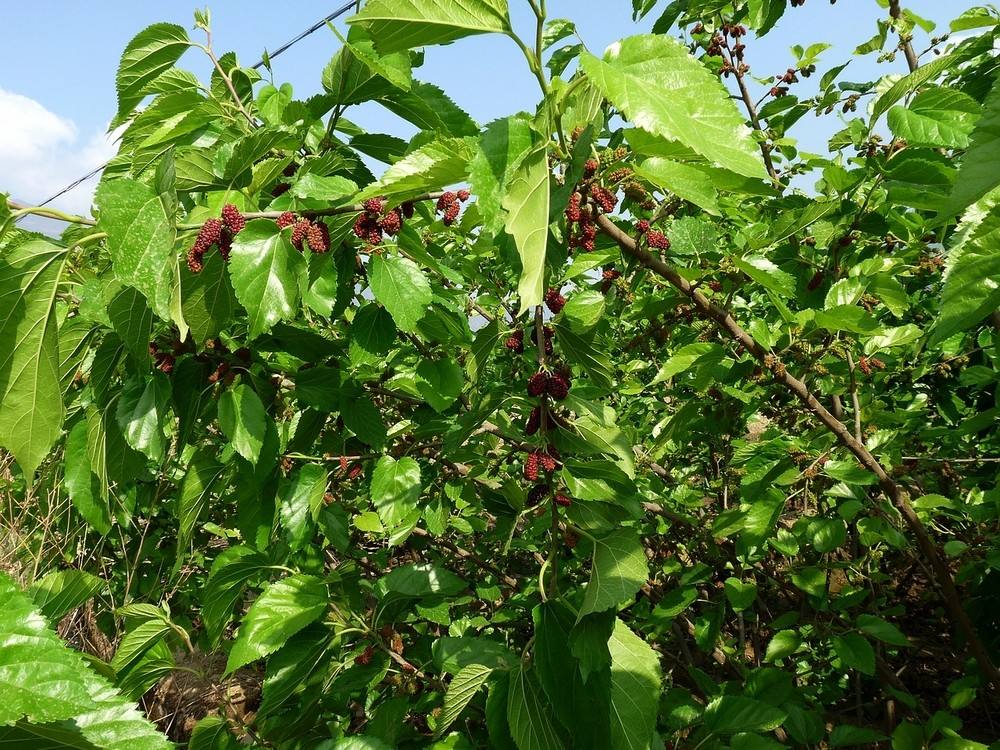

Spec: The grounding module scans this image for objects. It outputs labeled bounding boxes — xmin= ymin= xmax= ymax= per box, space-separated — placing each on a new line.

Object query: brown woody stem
xmin=594 ymin=210 xmax=1000 ymax=687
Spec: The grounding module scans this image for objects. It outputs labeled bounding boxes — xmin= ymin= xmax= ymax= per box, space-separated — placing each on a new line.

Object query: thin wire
xmin=28 ymin=0 xmax=359 ymax=211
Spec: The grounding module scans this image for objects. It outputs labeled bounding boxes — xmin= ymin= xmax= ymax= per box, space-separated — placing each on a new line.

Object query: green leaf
xmin=379 ymin=81 xmax=480 ymax=137
xmin=368 ymin=254 xmax=432 ymax=333
xmin=581 ymin=35 xmax=766 ymax=179
xmin=348 ymin=0 xmax=511 ymax=53
xmin=436 ymin=663 xmax=493 ymax=737
xmin=352 ymin=303 xmax=397 ymax=355
xmin=202 ymin=546 xmax=268 ymax=646
xmin=703 ymin=696 xmax=788 ymax=735
xmin=830 ymin=724 xmax=888 ymax=748
xmin=469 ymin=115 xmax=535 ymax=234
xmin=790 ymin=566 xmax=827 ymax=597
xmin=358 ymin=137 xmax=474 ymax=203
xmin=107 ymin=286 xmax=154 ymax=364
xmin=218 ymin=383 xmax=268 ymax=465
xmin=95 ymin=178 xmax=177 ymax=320
xmin=635 ymin=158 xmax=721 ymax=215
xmin=177 ymin=449 xmax=224 ymax=552
xmin=279 ymin=464 xmax=327 ymax=551
xmin=323 ymin=28 xmax=412 ymax=105
xmin=934 ymin=205 xmax=1000 ymax=343
xmin=228 ymin=218 xmax=305 ymax=338
xmin=113 ymin=23 xmax=191 ymax=126
xmin=765 ymin=630 xmax=801 ymax=662
xmin=64 ymin=417 xmax=111 ymax=534
xmin=887 ymin=87 xmax=981 ymax=149
xmin=609 ymin=618 xmax=662 ymax=750
xmin=376 ymin=562 xmax=467 ymax=598
xmin=416 ymin=358 xmax=464 ymax=412
xmin=502 ymin=145 xmax=550 ymax=315
xmin=734 ymin=256 xmax=796 ymax=298
xmin=181 ymin=250 xmax=237 ymax=345
xmin=116 ymin=373 xmax=171 ymax=461
xmin=189 ymin=715 xmax=240 ymax=750
xmin=0 ymin=573 xmax=172 ymax=749
xmin=111 ymin=618 xmax=172 ymax=672
xmin=579 ymin=528 xmax=648 ymax=618
xmin=832 ymin=633 xmax=876 ymax=675
xmin=371 ymin=456 xmax=422 ymax=529
xmin=507 ymin=665 xmax=567 ymax=750
xmin=560 ymin=290 xmax=606 ymax=333
xmin=723 ymin=578 xmax=758 ymax=611
xmin=225 ymin=573 xmax=328 ymax=675
xmin=0 ymin=240 xmax=68 ymax=477
xmin=27 ymin=569 xmax=104 ymax=622
xmin=542 ymin=18 xmax=576 ymax=49
xmin=857 ymin=615 xmax=909 ymax=647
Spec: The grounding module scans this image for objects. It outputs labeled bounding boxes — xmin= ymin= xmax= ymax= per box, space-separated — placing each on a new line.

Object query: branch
xmin=594 ymin=210 xmax=1000 ymax=687
xmin=720 ymin=36 xmax=781 ymax=185
xmin=889 ymin=0 xmax=920 ymax=73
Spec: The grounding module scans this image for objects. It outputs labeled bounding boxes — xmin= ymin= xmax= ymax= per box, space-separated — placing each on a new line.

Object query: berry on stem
xmin=545 ymin=287 xmax=566 ymax=314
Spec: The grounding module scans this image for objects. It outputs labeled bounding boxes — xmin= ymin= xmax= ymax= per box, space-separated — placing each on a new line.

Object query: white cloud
xmin=0 ymin=88 xmax=118 ymax=217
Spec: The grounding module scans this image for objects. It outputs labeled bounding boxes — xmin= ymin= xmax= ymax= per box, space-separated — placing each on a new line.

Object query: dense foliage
xmin=3 ymin=0 xmax=1000 ymax=747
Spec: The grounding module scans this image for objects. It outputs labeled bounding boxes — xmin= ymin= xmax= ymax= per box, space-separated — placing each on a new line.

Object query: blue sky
xmin=0 ymin=0 xmax=974 ymax=217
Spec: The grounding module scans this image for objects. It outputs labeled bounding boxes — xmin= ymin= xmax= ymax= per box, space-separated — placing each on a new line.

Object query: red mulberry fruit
xmin=186 ymin=246 xmax=205 ymax=274
xmin=363 ymin=197 xmax=386 ymax=214
xmin=584 ymin=158 xmax=599 ymax=178
xmin=291 ymin=219 xmax=311 ymax=251
xmin=443 ymin=201 xmax=460 ymax=226
xmin=505 ymin=329 xmax=525 ymax=354
xmin=591 ymin=186 xmax=617 ymax=213
xmin=457 ymin=189 xmax=471 ymax=202
xmin=221 ymin=204 xmax=246 ymax=234
xmin=306 ymin=221 xmax=330 ymax=253
xmin=565 ymin=193 xmax=582 ymax=223
xmin=524 ymin=452 xmax=540 ymax=482
xmin=636 ymin=220 xmax=649 ymax=234
xmin=544 ymin=288 xmax=566 ymax=314
xmin=539 ymin=452 xmax=558 ymax=473
xmin=527 ymin=372 xmax=549 ymax=397
xmin=380 ymin=208 xmax=402 ymax=236
xmin=436 ymin=192 xmax=457 ymax=211
xmin=277 ymin=211 xmax=296 ymax=229
xmin=401 ymin=201 xmax=415 ymax=219
xmin=546 ymin=373 xmax=570 ymax=400
xmin=525 ymin=406 xmax=541 ymax=436
xmin=196 ymin=218 xmax=223 ymax=250
xmin=647 ymin=231 xmax=671 ymax=250
xmin=554 ymin=493 xmax=572 ymax=507
xmin=527 ymin=483 xmax=550 ymax=505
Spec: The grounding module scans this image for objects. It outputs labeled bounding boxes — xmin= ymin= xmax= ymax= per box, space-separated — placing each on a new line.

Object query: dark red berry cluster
xmin=525 ymin=405 xmax=541 ymax=435
xmin=544 ymin=287 xmax=566 ymax=314
xmin=523 ymin=446 xmax=561 ymax=481
xmin=858 ymin=356 xmax=885 ymax=376
xmin=566 ymin=193 xmax=597 ymax=252
xmin=353 ymin=196 xmax=404 ymax=247
xmin=554 ymin=493 xmax=572 ymax=508
xmin=290 ymin=217 xmax=330 ymax=253
xmin=526 ymin=370 xmax=570 ymax=401
xmin=647 ymin=230 xmax=671 ymax=250
xmin=148 ymin=342 xmax=175 ymax=373
xmin=590 ymin=185 xmax=618 ymax=214
xmin=600 ymin=268 xmax=621 ymax=293
xmin=436 ymin=189 xmax=470 ymax=226
xmin=505 ymin=328 xmax=525 ymax=353
xmin=583 ymin=158 xmax=599 ymax=178
xmin=187 ymin=204 xmax=246 ymax=273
